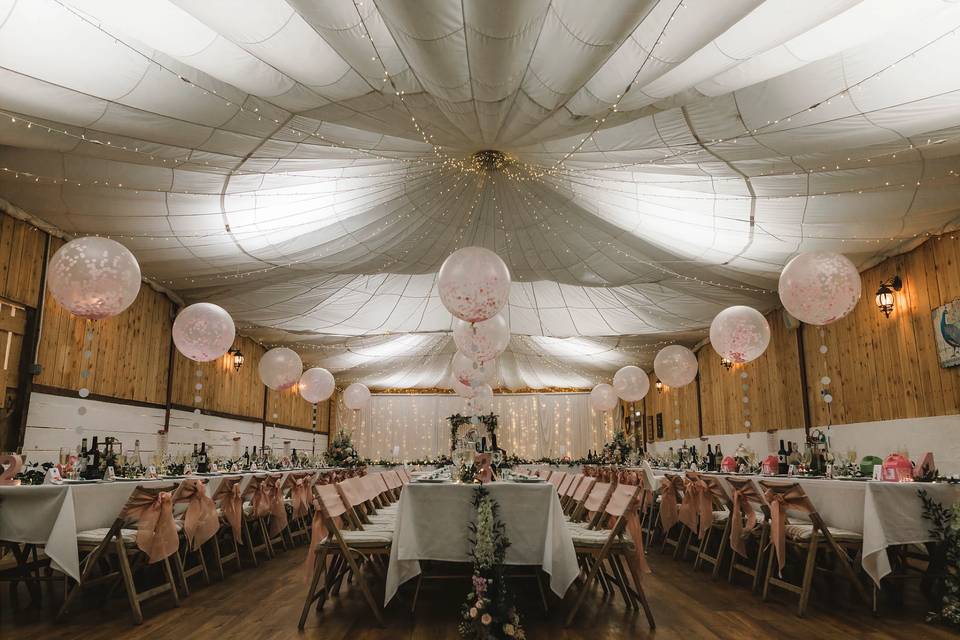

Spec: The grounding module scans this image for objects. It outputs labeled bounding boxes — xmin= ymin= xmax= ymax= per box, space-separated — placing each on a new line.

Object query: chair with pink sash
xmin=564 ymin=482 xmax=655 ymax=629
xmin=724 ymin=476 xmax=770 ymax=593
xmin=170 ymin=478 xmax=217 ymax=595
xmin=58 ymin=484 xmax=182 ymax=625
xmin=568 ymin=480 xmax=613 ymax=526
xmin=564 ymin=475 xmax=596 ymax=517
xmin=287 ymin=471 xmax=316 ymax=546
xmin=299 ymin=483 xmax=392 ymax=629
xmin=674 ymin=471 xmax=715 ymax=561
xmin=241 ymin=475 xmax=274 ymax=565
xmin=656 ymin=473 xmax=684 ymax=555
xmin=210 ymin=475 xmax=244 ymax=577
xmin=758 ymin=481 xmax=868 ymax=617
xmin=690 ymin=474 xmax=732 ymax=577
xmin=262 ymin=472 xmax=291 ymax=555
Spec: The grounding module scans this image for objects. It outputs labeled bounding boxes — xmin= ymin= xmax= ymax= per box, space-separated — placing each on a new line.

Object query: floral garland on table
xmin=327 ymin=431 xmax=362 ymax=468
xmin=460 ymin=486 xmax=525 ymax=640
xmin=919 ymin=490 xmax=960 ymax=627
xmin=601 ymin=429 xmax=634 ymax=465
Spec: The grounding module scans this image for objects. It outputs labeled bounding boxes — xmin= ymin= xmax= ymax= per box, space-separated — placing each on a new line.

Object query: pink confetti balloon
xmin=612 ymin=366 xmax=650 ymax=402
xmin=299 ymin=367 xmax=336 ymax=403
xmin=452 ymin=313 xmax=510 ymax=363
xmin=343 ymin=383 xmax=371 ymax=410
xmin=590 ymin=383 xmax=619 ymax=412
xmin=451 ymin=351 xmax=496 ymax=387
xmin=653 ymin=345 xmax=698 ymax=388
xmin=451 ymin=376 xmax=477 ymax=399
xmin=258 ymin=347 xmax=303 ymax=390
xmin=473 ymin=383 xmax=494 ymax=412
xmin=778 ymin=251 xmax=862 ymax=325
xmin=47 ymin=237 xmax=141 ymax=320
xmin=172 ymin=303 xmax=235 ymax=362
xmin=709 ymin=306 xmax=770 ymax=364
xmin=438 ymin=247 xmax=511 ymax=323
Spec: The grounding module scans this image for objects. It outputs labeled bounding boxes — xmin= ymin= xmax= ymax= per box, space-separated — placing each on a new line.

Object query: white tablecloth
xmin=384 ymin=482 xmax=578 ymax=606
xmin=0 ymin=469 xmax=333 ymax=581
xmin=652 ymin=470 xmax=960 ymax=585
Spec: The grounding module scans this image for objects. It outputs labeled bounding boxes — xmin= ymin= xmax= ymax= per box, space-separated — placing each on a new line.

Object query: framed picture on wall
xmin=933 ymin=299 xmax=960 ymax=368
xmin=656 ymin=412 xmax=663 ymax=439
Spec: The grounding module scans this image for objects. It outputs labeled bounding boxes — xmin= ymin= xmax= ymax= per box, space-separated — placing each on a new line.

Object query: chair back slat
xmin=583 ymin=481 xmax=612 ymax=514
xmin=313 ymin=483 xmax=347 ymax=519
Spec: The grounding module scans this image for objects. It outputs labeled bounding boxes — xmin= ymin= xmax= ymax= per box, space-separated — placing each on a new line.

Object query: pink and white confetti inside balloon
xmin=451 ymin=376 xmax=477 ymax=399
xmin=451 ymin=351 xmax=496 ymax=388
xmin=47 ymin=236 xmax=141 ymax=320
xmin=258 ymin=347 xmax=303 ymax=390
xmin=343 ymin=383 xmax=371 ymax=410
xmin=778 ymin=251 xmax=862 ymax=326
xmin=473 ymin=383 xmax=494 ymax=412
xmin=590 ymin=383 xmax=619 ymax=412
xmin=299 ymin=367 xmax=336 ymax=403
xmin=172 ymin=303 xmax=235 ymax=362
xmin=612 ymin=366 xmax=650 ymax=401
xmin=709 ymin=306 xmax=771 ymax=364
xmin=452 ymin=313 xmax=510 ymax=363
xmin=653 ymin=345 xmax=699 ymax=388
xmin=438 ymin=246 xmax=511 ymax=323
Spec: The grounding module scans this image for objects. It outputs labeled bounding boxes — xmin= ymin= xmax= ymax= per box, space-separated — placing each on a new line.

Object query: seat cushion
xmin=712 ymin=510 xmax=729 ymax=524
xmin=570 ymin=527 xmax=634 ymax=548
xmin=76 ymin=527 xmax=137 ymax=544
xmin=784 ymin=523 xmax=862 ymax=542
xmin=367 ymin=515 xmax=396 ymax=524
xmin=336 ymin=529 xmax=393 ymax=546
xmin=361 ymin=523 xmax=395 ymax=532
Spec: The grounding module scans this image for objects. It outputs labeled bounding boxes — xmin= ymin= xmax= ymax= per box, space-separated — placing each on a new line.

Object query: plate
xmin=64 ymin=479 xmax=99 ymax=484
xmin=416 ymin=478 xmax=447 ymax=483
xmin=512 ymin=478 xmax=543 ymax=483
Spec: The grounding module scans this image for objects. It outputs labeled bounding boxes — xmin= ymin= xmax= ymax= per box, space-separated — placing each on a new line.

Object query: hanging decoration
xmin=343 ymin=382 xmax=371 ymax=410
xmin=653 ymin=345 xmax=699 ymax=388
xmin=589 ymin=383 xmax=618 ymax=412
xmin=709 ymin=306 xmax=771 ymax=364
xmin=452 ymin=376 xmax=479 ymax=399
xmin=452 ymin=351 xmax=496 ymax=388
xmin=778 ymin=251 xmax=862 ymax=326
xmin=258 ymin=347 xmax=303 ymax=391
xmin=47 ymin=236 xmax=141 ymax=320
xmin=172 ymin=303 xmax=236 ymax=362
xmin=452 ymin=314 xmax=510 ymax=363
xmin=299 ymin=367 xmax=336 ymax=403
xmin=438 ymin=247 xmax=511 ymax=323
xmin=612 ymin=366 xmax=650 ymax=402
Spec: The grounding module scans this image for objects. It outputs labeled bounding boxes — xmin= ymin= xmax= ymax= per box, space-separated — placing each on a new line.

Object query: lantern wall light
xmin=228 ymin=347 xmax=244 ymax=371
xmin=720 ymin=357 xmax=734 ymax=370
xmin=875 ymin=275 xmax=902 ymax=318
xmin=655 ymin=380 xmax=663 ymax=393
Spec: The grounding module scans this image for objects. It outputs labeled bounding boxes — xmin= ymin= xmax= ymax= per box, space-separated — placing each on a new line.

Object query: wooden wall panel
xmin=643 ymin=370 xmax=699 ymax=441
xmin=265 ymin=384 xmax=314 ymax=431
xmin=802 ymin=236 xmax=960 ymax=427
xmin=0 ymin=213 xmax=45 ymax=306
xmin=698 ymin=308 xmax=805 ymax=436
xmin=171 ymin=334 xmax=265 ymax=420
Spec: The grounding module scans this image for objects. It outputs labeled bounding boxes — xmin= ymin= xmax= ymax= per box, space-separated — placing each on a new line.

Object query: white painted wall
xmin=646 ymin=414 xmax=960 ymax=474
xmin=22 ymin=392 xmax=328 ymax=463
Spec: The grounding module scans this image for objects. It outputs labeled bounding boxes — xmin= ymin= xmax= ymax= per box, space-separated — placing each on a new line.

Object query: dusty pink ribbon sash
xmin=729 ymin=489 xmax=757 ymax=558
xmin=218 ymin=482 xmax=243 ymax=543
xmin=291 ymin=476 xmax=313 ymax=520
xmin=679 ymin=477 xmax=712 ymax=535
xmin=122 ymin=490 xmax=179 ymax=564
xmin=624 ymin=508 xmax=651 ymax=576
xmin=658 ymin=478 xmax=679 ymax=531
xmin=763 ymin=485 xmax=815 ymax=573
xmin=178 ymin=479 xmax=219 ymax=550
xmin=303 ymin=510 xmax=341 ymax=583
xmin=267 ymin=476 xmax=289 ymax=537
xmin=250 ymin=479 xmax=273 ymax=519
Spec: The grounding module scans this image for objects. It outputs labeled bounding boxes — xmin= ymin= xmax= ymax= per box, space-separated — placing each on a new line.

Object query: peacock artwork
xmin=932 ymin=299 xmax=960 ymax=368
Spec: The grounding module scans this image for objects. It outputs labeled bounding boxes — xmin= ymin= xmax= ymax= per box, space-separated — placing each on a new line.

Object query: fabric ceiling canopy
xmin=2 ymin=0 xmax=960 ymax=388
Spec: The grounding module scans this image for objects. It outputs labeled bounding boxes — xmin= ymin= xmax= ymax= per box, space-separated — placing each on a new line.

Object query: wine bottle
xmin=132 ymin=439 xmax=142 ymax=470
xmin=88 ymin=436 xmax=101 ymax=479
xmin=777 ymin=439 xmax=788 ymax=475
xmin=243 ymin=446 xmax=250 ymax=468
xmin=715 ymin=444 xmax=723 ymax=469
xmin=706 ymin=444 xmax=715 ymax=471
xmin=291 ymin=448 xmax=298 ymax=467
xmin=197 ymin=442 xmax=208 ymax=473
xmin=78 ymin=437 xmax=88 ymax=475
xmin=481 ymin=436 xmax=487 ymax=452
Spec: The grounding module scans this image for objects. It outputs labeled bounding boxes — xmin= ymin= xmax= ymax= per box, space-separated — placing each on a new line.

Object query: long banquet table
xmin=0 ymin=469 xmax=335 ymax=582
xmin=648 ymin=469 xmax=960 ymax=586
xmin=384 ymin=481 xmax=578 ymax=606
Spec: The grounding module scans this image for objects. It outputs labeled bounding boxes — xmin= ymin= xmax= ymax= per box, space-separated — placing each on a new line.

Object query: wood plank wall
xmin=171 ymin=334 xmax=265 ymax=419
xmin=642 ymin=370 xmax=700 ymax=442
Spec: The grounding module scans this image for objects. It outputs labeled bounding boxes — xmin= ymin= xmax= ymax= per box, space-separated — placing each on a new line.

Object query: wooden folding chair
xmin=548 ymin=470 xmax=567 ymax=492
xmin=657 ymin=474 xmax=684 ymax=554
xmin=170 ymin=478 xmax=216 ymax=596
xmin=210 ymin=476 xmax=244 ymax=578
xmin=564 ymin=475 xmax=596 ymax=517
xmin=724 ymin=477 xmax=770 ymax=592
xmin=759 ymin=481 xmax=869 ymax=617
xmin=241 ymin=475 xmax=274 ymax=565
xmin=299 ymin=484 xmax=392 ymax=629
xmin=58 ymin=484 xmax=181 ymax=625
xmin=565 ymin=483 xmax=655 ymax=629
xmin=692 ymin=474 xmax=732 ymax=577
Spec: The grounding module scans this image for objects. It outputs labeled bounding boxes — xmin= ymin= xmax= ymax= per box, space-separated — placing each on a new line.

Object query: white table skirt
xmin=384 ymin=482 xmax=578 ymax=606
xmin=652 ymin=470 xmax=960 ymax=585
xmin=0 ymin=469 xmax=333 ymax=581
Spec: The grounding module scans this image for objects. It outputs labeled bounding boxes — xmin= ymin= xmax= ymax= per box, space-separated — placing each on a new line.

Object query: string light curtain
xmin=336 ymin=393 xmax=619 ymax=461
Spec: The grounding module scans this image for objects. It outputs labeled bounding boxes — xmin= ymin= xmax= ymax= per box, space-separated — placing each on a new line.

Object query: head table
xmin=647 ymin=469 xmax=960 ymax=586
xmin=0 ymin=469 xmax=336 ymax=582
xmin=384 ymin=480 xmax=578 ymax=606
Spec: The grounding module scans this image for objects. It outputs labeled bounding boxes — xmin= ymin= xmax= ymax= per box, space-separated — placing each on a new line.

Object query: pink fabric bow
xmin=679 ymin=476 xmax=712 ymax=536
xmin=729 ymin=488 xmax=758 ymax=558
xmin=763 ymin=485 xmax=815 ymax=573
xmin=658 ymin=477 xmax=679 ymax=532
xmin=291 ymin=476 xmax=313 ymax=520
xmin=177 ymin=479 xmax=219 ymax=550
xmin=219 ymin=482 xmax=243 ymax=543
xmin=122 ymin=489 xmax=179 ymax=564
xmin=267 ymin=476 xmax=289 ymax=537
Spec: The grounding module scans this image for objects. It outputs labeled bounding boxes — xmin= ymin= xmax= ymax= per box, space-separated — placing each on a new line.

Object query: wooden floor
xmin=1 ymin=546 xmax=955 ymax=640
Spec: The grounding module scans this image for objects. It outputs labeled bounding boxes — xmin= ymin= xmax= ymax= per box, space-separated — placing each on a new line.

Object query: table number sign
xmin=0 ymin=453 xmax=23 ymax=485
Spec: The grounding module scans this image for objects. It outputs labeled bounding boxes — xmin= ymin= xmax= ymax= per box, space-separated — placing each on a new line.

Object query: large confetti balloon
xmin=612 ymin=365 xmax=650 ymax=401
xmin=299 ymin=368 xmax=336 ymax=403
xmin=778 ymin=251 xmax=862 ymax=325
xmin=438 ymin=246 xmax=511 ymax=323
xmin=653 ymin=345 xmax=699 ymax=388
xmin=452 ymin=314 xmax=510 ymax=363
xmin=472 ymin=383 xmax=494 ymax=412
xmin=709 ymin=306 xmax=770 ymax=364
xmin=258 ymin=347 xmax=303 ymax=390
xmin=451 ymin=376 xmax=477 ymax=399
xmin=590 ymin=383 xmax=619 ymax=412
xmin=452 ymin=351 xmax=496 ymax=387
xmin=47 ymin=237 xmax=141 ymax=319
xmin=172 ymin=303 xmax=235 ymax=362
xmin=343 ymin=383 xmax=371 ymax=410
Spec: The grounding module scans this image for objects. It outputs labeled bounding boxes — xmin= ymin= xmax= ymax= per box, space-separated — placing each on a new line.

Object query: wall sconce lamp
xmin=875 ymin=276 xmax=902 ymax=318
xmin=655 ymin=380 xmax=663 ymax=393
xmin=720 ymin=357 xmax=733 ymax=370
xmin=228 ymin=348 xmax=244 ymax=371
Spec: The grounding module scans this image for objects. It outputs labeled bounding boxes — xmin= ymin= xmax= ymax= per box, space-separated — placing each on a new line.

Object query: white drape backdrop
xmin=336 ymin=393 xmax=619 ymax=461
